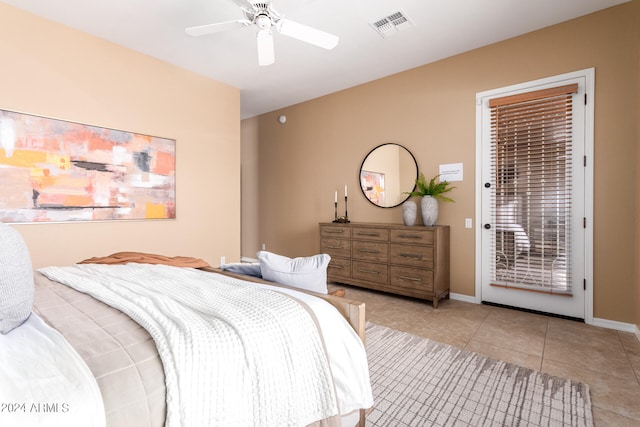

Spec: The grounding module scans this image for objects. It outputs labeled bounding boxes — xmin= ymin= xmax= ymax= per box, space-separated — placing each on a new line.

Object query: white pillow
xmin=257 ymin=251 xmax=330 ymax=294
xmin=0 ymin=223 xmax=34 ymax=334
xmin=221 ymin=262 xmax=263 ymax=278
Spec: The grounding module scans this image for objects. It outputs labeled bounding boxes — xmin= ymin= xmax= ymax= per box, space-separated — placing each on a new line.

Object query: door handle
xmin=484 ymin=223 xmax=491 ymax=229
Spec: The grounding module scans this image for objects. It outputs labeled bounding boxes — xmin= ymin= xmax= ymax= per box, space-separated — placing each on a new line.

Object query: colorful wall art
xmin=0 ymin=109 xmax=176 ymax=223
xmin=360 ymin=170 xmax=385 ymax=206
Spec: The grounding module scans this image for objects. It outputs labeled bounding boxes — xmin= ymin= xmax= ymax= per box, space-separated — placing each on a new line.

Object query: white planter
xmin=421 ymin=196 xmax=438 ymax=226
xmin=402 ymin=200 xmax=417 ymax=226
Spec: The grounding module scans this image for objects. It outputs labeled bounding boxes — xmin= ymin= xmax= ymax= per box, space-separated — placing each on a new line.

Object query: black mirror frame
xmin=359 ymin=143 xmax=418 ymax=208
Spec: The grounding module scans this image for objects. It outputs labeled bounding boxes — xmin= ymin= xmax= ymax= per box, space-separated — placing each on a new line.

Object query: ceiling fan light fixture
xmin=255 ymin=13 xmax=272 ymax=30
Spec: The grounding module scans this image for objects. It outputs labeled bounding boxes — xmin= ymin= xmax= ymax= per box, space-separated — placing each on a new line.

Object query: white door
xmin=476 ymin=70 xmax=593 ymax=320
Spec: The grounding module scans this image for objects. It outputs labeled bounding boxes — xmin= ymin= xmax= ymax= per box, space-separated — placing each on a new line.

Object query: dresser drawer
xmin=390 ymin=228 xmax=434 ymax=245
xmin=320 ymin=225 xmax=351 ymax=239
xmin=321 ymin=238 xmax=351 ymax=259
xmin=352 ymin=227 xmax=389 ymax=242
xmin=327 ymin=257 xmax=351 ymax=280
xmin=390 ymin=244 xmax=433 ymax=268
xmin=352 ymin=240 xmax=388 ymax=262
xmin=390 ymin=266 xmax=433 ymax=292
xmin=353 ymin=261 xmax=388 ymax=284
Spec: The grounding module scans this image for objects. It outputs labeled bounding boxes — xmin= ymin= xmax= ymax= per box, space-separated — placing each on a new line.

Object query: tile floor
xmin=328 ymin=284 xmax=640 ymax=426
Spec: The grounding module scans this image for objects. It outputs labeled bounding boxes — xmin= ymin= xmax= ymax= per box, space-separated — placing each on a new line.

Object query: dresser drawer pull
xmin=356 ymin=232 xmax=381 ymax=237
xmin=325 ymin=243 xmax=344 ymax=249
xmin=399 ymin=253 xmax=423 ymax=259
xmin=328 ymin=264 xmax=344 ymax=270
xmin=359 ymin=269 xmax=381 ymax=275
xmin=397 ymin=234 xmax=422 ymax=239
xmin=397 ymin=275 xmax=423 ymax=282
xmin=325 ymin=229 xmax=345 ymax=234
xmin=359 ymin=249 xmax=380 ymax=254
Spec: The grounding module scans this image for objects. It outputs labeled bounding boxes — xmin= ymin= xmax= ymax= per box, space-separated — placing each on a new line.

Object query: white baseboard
xmin=449 ymin=293 xmax=476 ymax=304
xmin=448 ymin=294 xmax=638 ymax=337
xmin=591 ymin=317 xmax=638 ymax=333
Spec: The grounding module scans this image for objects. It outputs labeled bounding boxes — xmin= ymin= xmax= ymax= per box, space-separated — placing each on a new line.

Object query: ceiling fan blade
xmin=256 ymin=29 xmax=275 ymax=66
xmin=277 ymin=18 xmax=339 ymax=50
xmin=185 ymin=19 xmax=251 ymax=37
xmin=230 ymin=0 xmax=256 ymax=13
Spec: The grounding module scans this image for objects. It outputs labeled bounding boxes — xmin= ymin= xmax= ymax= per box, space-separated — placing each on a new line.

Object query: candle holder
xmin=333 ymin=201 xmax=338 ymax=222
xmin=333 ymin=196 xmax=350 ymax=223
xmin=344 ymin=195 xmax=350 ymax=222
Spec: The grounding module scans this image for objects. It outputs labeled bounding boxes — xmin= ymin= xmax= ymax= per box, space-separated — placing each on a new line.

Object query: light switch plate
xmin=465 ymin=218 xmax=473 ymax=228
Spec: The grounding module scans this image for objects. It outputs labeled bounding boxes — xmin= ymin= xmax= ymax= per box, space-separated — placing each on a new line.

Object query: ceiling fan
xmin=185 ymin=0 xmax=339 ymax=66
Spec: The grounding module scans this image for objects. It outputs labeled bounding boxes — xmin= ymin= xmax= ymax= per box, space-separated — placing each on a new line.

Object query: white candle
xmin=344 ymin=185 xmax=348 ymax=198
xmin=334 ymin=191 xmax=337 ymax=203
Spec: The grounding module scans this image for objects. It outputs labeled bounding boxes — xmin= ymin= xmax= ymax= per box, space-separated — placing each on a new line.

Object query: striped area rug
xmin=365 ymin=323 xmax=593 ymax=427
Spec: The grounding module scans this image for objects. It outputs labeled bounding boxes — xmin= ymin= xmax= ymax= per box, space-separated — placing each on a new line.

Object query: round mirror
xmin=359 ymin=143 xmax=418 ymax=208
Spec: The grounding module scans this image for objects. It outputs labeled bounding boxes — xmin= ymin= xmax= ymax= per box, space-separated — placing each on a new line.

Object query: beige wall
xmin=245 ymin=1 xmax=640 ymax=324
xmin=0 ymin=4 xmax=241 ymax=268
xmin=241 ymin=117 xmax=260 ymax=258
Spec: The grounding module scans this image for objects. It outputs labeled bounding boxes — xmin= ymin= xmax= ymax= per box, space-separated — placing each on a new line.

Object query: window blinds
xmin=489 ymin=84 xmax=578 ymax=295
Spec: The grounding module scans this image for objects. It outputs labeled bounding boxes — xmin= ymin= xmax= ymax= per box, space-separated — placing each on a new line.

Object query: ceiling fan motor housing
xmin=253 ymin=3 xmax=270 ymax=11
xmin=245 ymin=3 xmax=279 ymax=26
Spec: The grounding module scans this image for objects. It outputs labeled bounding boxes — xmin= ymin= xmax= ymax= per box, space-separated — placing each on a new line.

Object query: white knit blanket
xmin=38 ymin=264 xmax=339 ymax=427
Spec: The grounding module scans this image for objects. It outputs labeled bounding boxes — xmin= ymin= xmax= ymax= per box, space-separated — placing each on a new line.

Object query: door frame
xmin=474 ymin=68 xmax=594 ymax=324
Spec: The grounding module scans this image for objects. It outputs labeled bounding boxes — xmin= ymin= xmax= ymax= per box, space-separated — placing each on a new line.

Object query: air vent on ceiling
xmin=369 ymin=10 xmax=413 ymax=38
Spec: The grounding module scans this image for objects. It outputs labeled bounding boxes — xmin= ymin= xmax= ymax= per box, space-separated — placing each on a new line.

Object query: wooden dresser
xmin=319 ymin=222 xmax=450 ymax=308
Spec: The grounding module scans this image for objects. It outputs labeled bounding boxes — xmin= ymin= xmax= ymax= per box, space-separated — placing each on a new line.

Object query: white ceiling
xmin=2 ymin=0 xmax=628 ymax=118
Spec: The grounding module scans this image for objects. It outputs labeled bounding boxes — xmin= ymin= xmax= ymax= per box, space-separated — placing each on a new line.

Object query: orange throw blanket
xmin=78 ymin=251 xmax=211 ymax=269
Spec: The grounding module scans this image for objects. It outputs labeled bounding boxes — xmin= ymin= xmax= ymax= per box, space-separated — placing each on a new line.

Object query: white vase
xmin=421 ymin=196 xmax=438 ymax=226
xmin=402 ymin=200 xmax=417 ymax=226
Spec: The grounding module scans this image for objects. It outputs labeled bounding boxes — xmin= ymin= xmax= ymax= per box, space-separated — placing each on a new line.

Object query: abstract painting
xmin=360 ymin=170 xmax=385 ymax=206
xmin=0 ymin=109 xmax=175 ymax=223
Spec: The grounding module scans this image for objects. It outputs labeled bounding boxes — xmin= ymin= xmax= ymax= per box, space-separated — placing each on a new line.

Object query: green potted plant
xmin=406 ymin=173 xmax=456 ymax=201
xmin=405 ymin=174 xmax=455 ymax=226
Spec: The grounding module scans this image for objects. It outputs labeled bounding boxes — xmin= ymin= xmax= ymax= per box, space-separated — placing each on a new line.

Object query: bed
xmin=0 ymin=224 xmax=373 ymax=427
